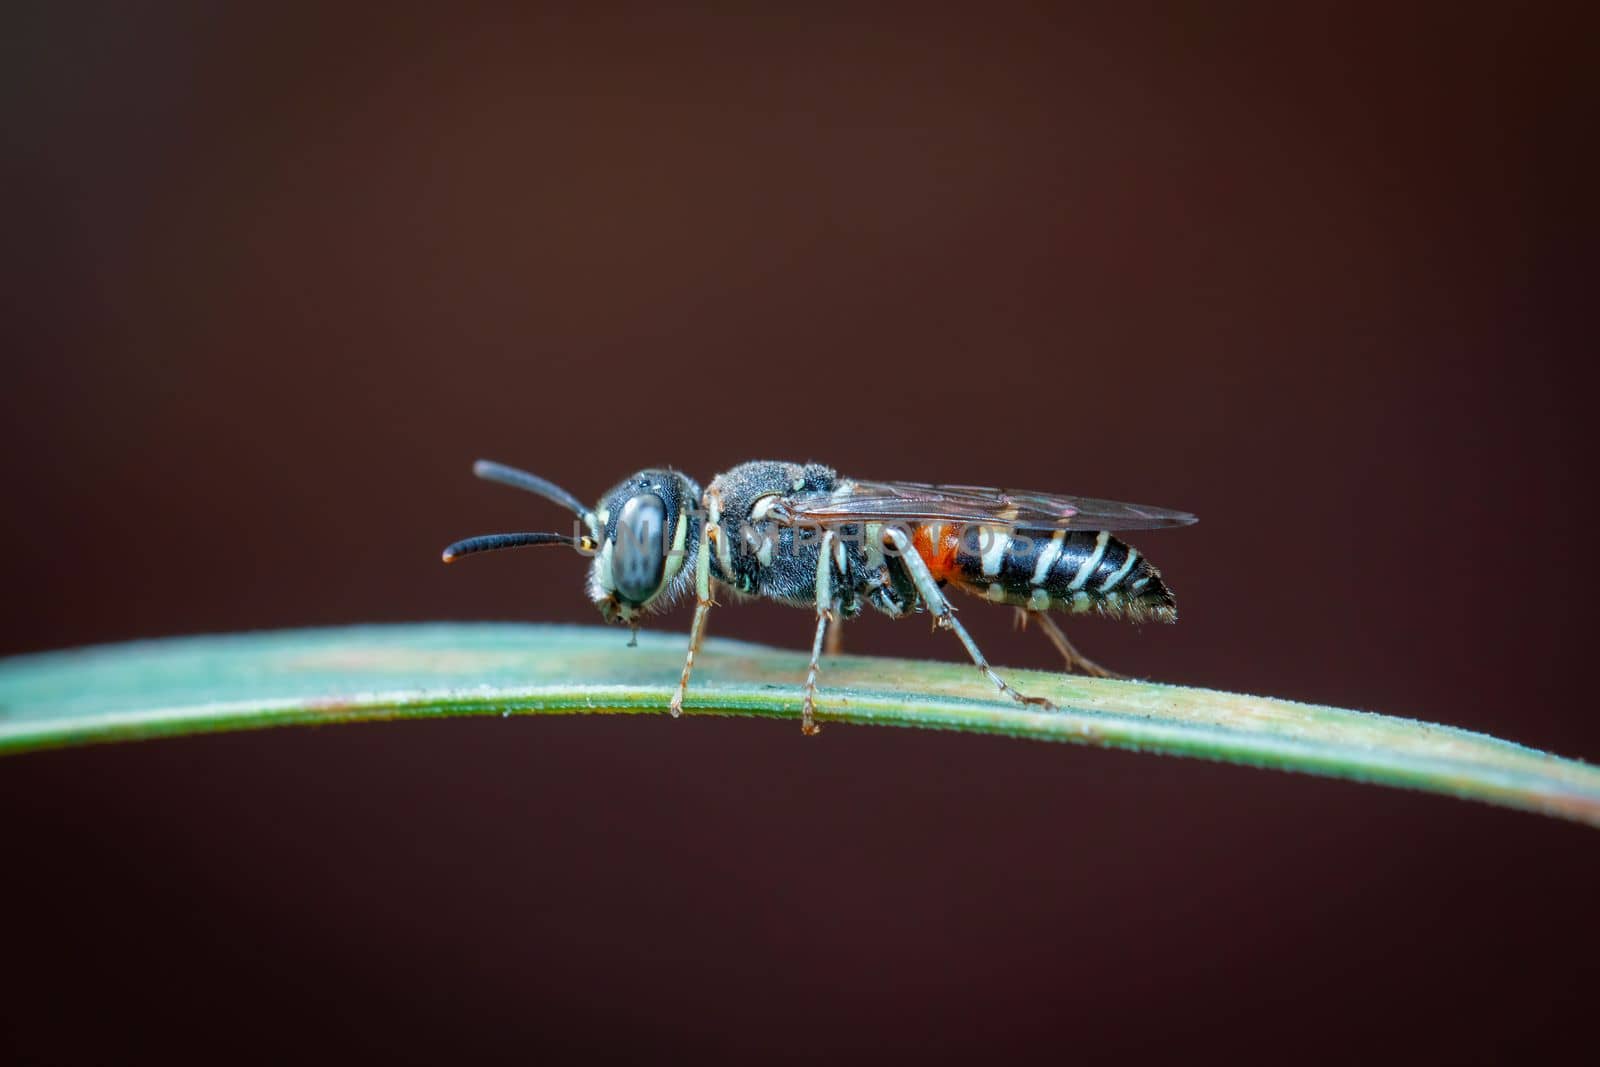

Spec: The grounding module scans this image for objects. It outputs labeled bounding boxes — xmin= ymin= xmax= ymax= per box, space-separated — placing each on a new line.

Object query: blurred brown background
xmin=3 ymin=3 xmax=1594 ymax=1063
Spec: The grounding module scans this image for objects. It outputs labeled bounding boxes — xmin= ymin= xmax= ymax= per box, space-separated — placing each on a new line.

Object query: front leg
xmin=668 ymin=490 xmax=719 ymax=717
xmin=668 ymin=599 xmax=713 ymax=717
xmin=886 ymin=528 xmax=1056 ymax=710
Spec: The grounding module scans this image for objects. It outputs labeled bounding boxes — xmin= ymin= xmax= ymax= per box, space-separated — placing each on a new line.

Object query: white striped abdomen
xmin=948 ymin=527 xmax=1177 ymax=622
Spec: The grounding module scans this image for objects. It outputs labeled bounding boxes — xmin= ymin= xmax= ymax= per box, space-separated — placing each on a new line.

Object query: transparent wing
xmin=778 ymin=479 xmax=1197 ymax=532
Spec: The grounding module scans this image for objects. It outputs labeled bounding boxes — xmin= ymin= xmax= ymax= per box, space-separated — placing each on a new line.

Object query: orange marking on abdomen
xmin=911 ymin=523 xmax=962 ymax=580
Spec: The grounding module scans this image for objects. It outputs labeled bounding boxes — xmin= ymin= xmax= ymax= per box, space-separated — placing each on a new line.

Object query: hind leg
xmin=1022 ymin=610 xmax=1124 ymax=679
xmin=668 ymin=490 xmax=720 ymax=717
xmin=885 ymin=528 xmax=1056 ymax=710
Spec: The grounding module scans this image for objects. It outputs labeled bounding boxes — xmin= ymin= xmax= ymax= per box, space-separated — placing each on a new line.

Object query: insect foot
xmin=800 ymin=681 xmax=825 ymax=739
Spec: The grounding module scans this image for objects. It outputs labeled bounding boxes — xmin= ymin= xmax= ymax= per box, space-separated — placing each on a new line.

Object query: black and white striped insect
xmin=443 ymin=460 xmax=1196 ymax=735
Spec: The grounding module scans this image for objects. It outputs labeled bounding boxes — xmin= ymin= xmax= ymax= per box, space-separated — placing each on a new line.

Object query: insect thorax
xmin=703 ymin=461 xmax=917 ymax=618
xmin=701 ymin=461 xmax=839 ymax=604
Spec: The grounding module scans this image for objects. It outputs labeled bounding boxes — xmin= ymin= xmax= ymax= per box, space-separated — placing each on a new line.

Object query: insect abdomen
xmin=948 ymin=527 xmax=1177 ymax=622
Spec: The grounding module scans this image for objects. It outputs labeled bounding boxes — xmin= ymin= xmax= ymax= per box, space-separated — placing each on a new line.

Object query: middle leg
xmin=800 ymin=530 xmax=839 ymax=735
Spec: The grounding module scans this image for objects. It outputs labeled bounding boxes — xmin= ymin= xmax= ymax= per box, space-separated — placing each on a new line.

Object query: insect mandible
xmin=442 ymin=459 xmax=1196 ymax=735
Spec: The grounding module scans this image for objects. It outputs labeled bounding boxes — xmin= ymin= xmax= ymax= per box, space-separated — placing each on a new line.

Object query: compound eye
xmin=613 ymin=493 xmax=667 ymax=602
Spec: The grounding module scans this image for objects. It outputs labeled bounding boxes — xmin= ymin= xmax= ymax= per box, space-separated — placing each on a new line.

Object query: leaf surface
xmin=2 ymin=623 xmax=1595 ymax=826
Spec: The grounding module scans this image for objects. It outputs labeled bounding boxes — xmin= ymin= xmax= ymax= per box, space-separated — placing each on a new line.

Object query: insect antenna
xmin=472 ymin=460 xmax=589 ymax=517
xmin=441 ymin=532 xmax=578 ymax=563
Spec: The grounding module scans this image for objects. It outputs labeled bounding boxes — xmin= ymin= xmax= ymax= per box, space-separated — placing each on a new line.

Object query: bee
xmin=443 ymin=459 xmax=1196 ymax=735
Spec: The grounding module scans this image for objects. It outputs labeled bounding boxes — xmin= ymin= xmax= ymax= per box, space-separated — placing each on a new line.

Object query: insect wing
xmin=778 ymin=479 xmax=1197 ymax=532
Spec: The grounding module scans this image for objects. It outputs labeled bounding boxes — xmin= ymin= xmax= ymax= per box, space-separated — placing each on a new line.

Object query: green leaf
xmin=2 ymin=623 xmax=1596 ymax=826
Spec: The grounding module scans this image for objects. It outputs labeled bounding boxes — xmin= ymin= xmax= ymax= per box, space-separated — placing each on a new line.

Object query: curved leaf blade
xmin=1 ymin=623 xmax=1596 ymax=826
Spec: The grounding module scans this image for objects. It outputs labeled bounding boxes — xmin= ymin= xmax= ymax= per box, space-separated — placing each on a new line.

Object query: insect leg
xmin=824 ymin=617 xmax=844 ymax=656
xmin=800 ymin=530 xmax=839 ymax=735
xmin=668 ymin=492 xmax=720 ymax=717
xmin=884 ymin=528 xmax=1055 ymax=710
xmin=1024 ymin=609 xmax=1123 ymax=679
xmin=669 ymin=600 xmax=713 ymax=717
